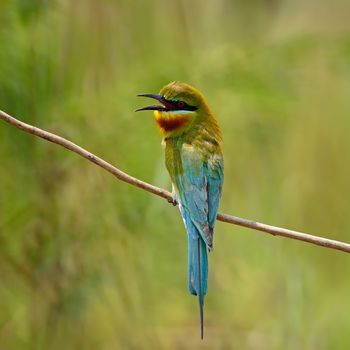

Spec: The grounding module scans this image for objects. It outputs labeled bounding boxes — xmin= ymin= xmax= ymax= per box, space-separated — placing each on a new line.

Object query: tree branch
xmin=1 ymin=109 xmax=350 ymax=254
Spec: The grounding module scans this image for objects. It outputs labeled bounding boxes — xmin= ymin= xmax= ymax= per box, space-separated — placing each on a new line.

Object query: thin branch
xmin=1 ymin=109 xmax=350 ymax=254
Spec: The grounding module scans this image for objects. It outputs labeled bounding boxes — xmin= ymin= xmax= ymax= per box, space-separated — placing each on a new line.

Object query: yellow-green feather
xmin=155 ymin=82 xmax=224 ymax=339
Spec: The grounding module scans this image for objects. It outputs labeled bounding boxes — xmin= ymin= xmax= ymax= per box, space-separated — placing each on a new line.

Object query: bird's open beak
xmin=135 ymin=93 xmax=175 ymax=112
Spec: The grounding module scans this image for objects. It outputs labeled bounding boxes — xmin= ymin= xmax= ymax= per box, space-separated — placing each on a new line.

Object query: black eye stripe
xmin=164 ymin=98 xmax=198 ymax=111
xmin=181 ymin=103 xmax=197 ymax=111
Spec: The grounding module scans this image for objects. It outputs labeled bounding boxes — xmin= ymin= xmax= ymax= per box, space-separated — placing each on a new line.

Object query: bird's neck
xmin=155 ymin=109 xmax=221 ymax=144
xmin=164 ymin=116 xmax=222 ymax=159
xmin=154 ymin=110 xmax=195 ymax=138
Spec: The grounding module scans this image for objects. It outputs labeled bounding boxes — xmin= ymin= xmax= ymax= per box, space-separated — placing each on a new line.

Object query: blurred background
xmin=1 ymin=0 xmax=350 ymax=349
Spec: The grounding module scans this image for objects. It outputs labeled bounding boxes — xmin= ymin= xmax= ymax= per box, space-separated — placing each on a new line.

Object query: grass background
xmin=1 ymin=0 xmax=350 ymax=349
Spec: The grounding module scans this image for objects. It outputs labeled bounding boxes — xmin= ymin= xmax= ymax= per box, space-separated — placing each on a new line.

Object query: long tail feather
xmin=180 ymin=207 xmax=208 ymax=338
xmin=187 ymin=226 xmax=208 ymax=338
xmin=197 ymin=238 xmax=204 ymax=339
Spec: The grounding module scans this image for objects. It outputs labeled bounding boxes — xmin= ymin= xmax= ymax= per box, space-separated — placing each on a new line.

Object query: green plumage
xmin=136 ymin=82 xmax=224 ymax=339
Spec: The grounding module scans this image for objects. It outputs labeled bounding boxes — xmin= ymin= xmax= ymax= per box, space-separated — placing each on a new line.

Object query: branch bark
xmin=1 ymin=109 xmax=350 ymax=254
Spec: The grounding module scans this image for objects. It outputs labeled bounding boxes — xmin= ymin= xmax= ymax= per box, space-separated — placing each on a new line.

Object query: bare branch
xmin=1 ymin=109 xmax=350 ymax=254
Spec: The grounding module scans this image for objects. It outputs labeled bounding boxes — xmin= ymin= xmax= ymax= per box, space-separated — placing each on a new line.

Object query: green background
xmin=1 ymin=0 xmax=350 ymax=349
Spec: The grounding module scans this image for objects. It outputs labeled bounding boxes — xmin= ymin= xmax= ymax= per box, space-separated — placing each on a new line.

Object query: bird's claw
xmin=168 ymin=197 xmax=178 ymax=206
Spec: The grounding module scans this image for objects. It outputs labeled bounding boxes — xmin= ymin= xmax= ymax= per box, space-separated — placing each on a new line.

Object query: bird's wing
xmin=173 ymin=144 xmax=224 ymax=248
xmin=206 ymin=152 xmax=224 ymax=231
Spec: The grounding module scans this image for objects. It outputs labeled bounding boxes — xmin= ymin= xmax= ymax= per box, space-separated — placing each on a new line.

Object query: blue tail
xmin=181 ymin=208 xmax=208 ymax=339
xmin=189 ymin=234 xmax=208 ymax=339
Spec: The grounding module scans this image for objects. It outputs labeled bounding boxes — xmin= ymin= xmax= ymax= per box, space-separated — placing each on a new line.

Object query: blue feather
xmin=171 ymin=143 xmax=224 ymax=339
xmin=180 ymin=207 xmax=208 ymax=295
xmin=180 ymin=206 xmax=208 ymax=339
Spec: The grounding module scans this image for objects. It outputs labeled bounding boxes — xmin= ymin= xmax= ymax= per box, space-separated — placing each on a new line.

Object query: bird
xmin=136 ymin=82 xmax=224 ymax=339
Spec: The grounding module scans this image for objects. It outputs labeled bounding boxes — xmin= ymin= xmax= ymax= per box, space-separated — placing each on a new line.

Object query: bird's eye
xmin=177 ymin=101 xmax=185 ymax=108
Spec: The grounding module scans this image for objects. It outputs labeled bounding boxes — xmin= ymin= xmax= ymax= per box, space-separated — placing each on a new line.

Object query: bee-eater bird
xmin=136 ymin=82 xmax=224 ymax=339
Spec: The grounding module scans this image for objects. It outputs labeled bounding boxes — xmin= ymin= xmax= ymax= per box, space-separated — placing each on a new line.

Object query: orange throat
xmin=154 ymin=112 xmax=191 ymax=134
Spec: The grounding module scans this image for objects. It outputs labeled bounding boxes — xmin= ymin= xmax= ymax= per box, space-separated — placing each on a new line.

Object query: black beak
xmin=135 ymin=93 xmax=198 ymax=112
xmin=135 ymin=93 xmax=173 ymax=112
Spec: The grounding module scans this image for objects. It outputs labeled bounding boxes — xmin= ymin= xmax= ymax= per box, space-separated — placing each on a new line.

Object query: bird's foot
xmin=168 ymin=197 xmax=178 ymax=206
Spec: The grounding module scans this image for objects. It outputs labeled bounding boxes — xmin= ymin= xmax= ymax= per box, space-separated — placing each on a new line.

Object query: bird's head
xmin=136 ymin=82 xmax=211 ymax=137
